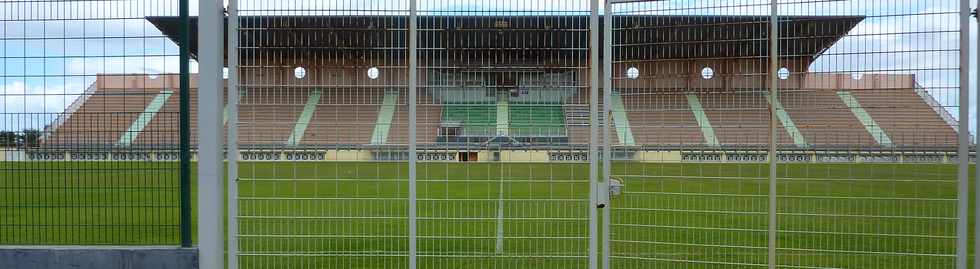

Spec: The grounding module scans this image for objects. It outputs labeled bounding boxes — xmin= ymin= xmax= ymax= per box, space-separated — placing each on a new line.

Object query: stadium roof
xmin=147 ymin=15 xmax=863 ymax=62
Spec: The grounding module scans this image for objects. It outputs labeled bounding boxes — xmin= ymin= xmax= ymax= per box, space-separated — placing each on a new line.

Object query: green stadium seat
xmin=442 ymin=104 xmax=497 ymax=136
xmin=508 ymin=104 xmax=566 ymax=137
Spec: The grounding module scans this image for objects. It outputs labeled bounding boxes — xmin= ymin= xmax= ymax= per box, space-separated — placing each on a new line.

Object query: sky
xmin=1 ymin=0 xmax=978 ymax=138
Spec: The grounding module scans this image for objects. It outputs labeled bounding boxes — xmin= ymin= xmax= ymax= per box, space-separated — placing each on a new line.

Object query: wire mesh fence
xmin=0 ymin=0 xmax=190 ymax=246
xmin=415 ymin=1 xmax=593 ymax=268
xmin=775 ymin=1 xmax=963 ymax=268
xmin=607 ymin=1 xmax=773 ymax=267
xmin=1 ymin=0 xmax=976 ymax=268
xmin=232 ymin=1 xmax=411 ymax=268
xmin=606 ymin=0 xmax=966 ymax=268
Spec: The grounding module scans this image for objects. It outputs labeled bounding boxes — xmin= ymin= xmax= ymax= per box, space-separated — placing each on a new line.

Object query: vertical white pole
xmin=227 ymin=0 xmax=240 ymax=267
xmin=495 ymin=183 xmax=504 ymax=254
xmin=602 ymin=0 xmax=613 ymax=268
xmin=408 ymin=1 xmax=418 ymax=268
xmin=957 ymin=0 xmax=970 ymax=268
xmin=768 ymin=1 xmax=779 ymax=269
xmin=588 ymin=0 xmax=600 ymax=268
xmin=198 ymin=0 xmax=225 ymax=268
xmin=974 ymin=2 xmax=980 ymax=269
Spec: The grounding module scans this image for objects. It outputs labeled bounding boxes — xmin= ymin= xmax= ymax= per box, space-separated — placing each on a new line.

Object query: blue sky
xmin=1 ymin=0 xmax=977 ymax=138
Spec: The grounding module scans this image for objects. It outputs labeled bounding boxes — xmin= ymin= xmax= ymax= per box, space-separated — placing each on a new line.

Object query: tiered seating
xmin=133 ymin=87 xmax=209 ymax=146
xmin=779 ymin=90 xmax=877 ymax=146
xmin=850 ymin=89 xmax=958 ymax=147
xmin=42 ymin=74 xmax=963 ymax=150
xmin=300 ymin=89 xmax=383 ymax=145
xmin=43 ymin=88 xmax=157 ymax=146
xmin=620 ymin=91 xmax=704 ymax=146
xmin=389 ymin=91 xmax=442 ymax=145
xmin=698 ymin=91 xmax=791 ymax=146
xmin=232 ymin=88 xmax=305 ymax=145
xmin=441 ymin=104 xmax=496 ymax=136
xmin=563 ymin=89 xmax=594 ymax=145
xmin=509 ymin=104 xmax=566 ymax=137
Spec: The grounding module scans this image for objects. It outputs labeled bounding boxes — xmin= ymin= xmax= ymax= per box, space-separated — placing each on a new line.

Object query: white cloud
xmin=0 ymin=80 xmax=79 ymax=131
xmin=64 ymin=56 xmax=196 ymax=76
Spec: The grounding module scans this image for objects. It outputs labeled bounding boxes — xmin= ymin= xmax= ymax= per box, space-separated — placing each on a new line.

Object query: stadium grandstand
xmin=26 ymin=14 xmax=963 ymax=163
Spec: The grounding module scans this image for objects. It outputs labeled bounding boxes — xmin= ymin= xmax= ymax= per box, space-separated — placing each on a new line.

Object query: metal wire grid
xmin=776 ymin=1 xmax=961 ymax=268
xmin=0 ymin=0 xmax=971 ymax=267
xmin=0 ymin=0 xmax=185 ymax=245
xmin=235 ymin=0 xmax=410 ymax=268
xmin=414 ymin=1 xmax=593 ymax=268
xmin=608 ymin=1 xmax=773 ymax=267
xmin=608 ymin=0 xmax=966 ymax=268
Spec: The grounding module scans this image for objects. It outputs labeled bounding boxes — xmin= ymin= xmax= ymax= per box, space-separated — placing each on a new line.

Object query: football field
xmin=2 ymin=161 xmax=970 ymax=268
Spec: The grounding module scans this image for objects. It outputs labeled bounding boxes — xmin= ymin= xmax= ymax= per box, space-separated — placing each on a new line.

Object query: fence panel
xmin=775 ymin=1 xmax=962 ymax=268
xmin=606 ymin=0 xmax=967 ymax=268
xmin=3 ymin=0 xmax=971 ymax=268
xmin=415 ymin=1 xmax=595 ymax=268
xmin=234 ymin=1 xmax=411 ymax=268
xmin=0 ymin=0 xmax=187 ymax=246
xmin=607 ymin=1 xmax=780 ymax=268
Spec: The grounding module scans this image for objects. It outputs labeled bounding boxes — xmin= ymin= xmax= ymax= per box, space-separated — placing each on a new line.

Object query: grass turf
xmin=1 ymin=161 xmax=972 ymax=268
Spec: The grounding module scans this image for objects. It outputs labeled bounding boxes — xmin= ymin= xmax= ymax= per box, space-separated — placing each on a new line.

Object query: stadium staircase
xmin=564 ymin=106 xmax=590 ymax=126
xmin=562 ymin=103 xmax=590 ymax=144
xmin=370 ymin=90 xmax=400 ymax=145
xmin=778 ymin=90 xmax=876 ymax=146
xmin=684 ymin=93 xmax=720 ymax=146
xmin=496 ymin=93 xmax=509 ymax=136
xmin=116 ymin=90 xmax=173 ymax=146
xmin=609 ymin=91 xmax=637 ymax=146
xmin=765 ymin=92 xmax=809 ymax=147
xmin=286 ymin=89 xmax=322 ymax=146
xmin=837 ymin=90 xmax=894 ymax=147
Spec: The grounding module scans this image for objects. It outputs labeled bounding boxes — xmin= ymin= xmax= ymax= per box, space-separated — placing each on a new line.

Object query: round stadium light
xmin=778 ymin=67 xmax=790 ymax=80
xmin=367 ymin=67 xmax=380 ymax=80
xmin=294 ymin=67 xmax=307 ymax=79
xmin=626 ymin=67 xmax=640 ymax=79
xmin=701 ymin=67 xmax=714 ymax=80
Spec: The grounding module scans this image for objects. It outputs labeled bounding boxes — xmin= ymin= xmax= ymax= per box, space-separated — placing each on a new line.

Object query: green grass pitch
xmin=1 ymin=161 xmax=973 ymax=268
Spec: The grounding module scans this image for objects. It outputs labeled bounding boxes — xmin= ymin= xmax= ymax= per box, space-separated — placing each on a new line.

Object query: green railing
xmin=0 ymin=0 xmax=192 ymax=247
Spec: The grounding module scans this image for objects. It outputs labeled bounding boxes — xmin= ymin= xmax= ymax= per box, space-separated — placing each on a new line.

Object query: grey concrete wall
xmin=0 ymin=247 xmax=198 ymax=269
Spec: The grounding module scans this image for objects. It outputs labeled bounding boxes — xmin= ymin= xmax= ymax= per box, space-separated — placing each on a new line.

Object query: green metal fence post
xmin=178 ymin=0 xmax=192 ymax=248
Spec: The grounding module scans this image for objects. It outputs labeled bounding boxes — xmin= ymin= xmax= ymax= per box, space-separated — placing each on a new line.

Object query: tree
xmin=18 ymin=129 xmax=41 ymax=148
xmin=0 ymin=131 xmax=16 ymax=147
